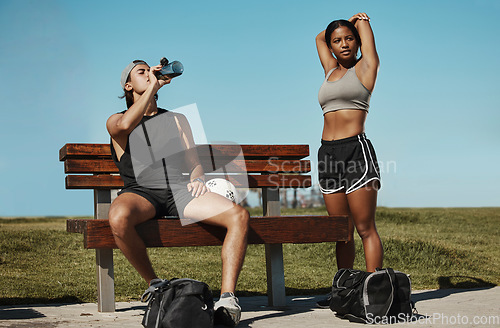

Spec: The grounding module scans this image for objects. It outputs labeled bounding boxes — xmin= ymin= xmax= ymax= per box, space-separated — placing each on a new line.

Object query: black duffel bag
xmin=329 ymin=268 xmax=415 ymax=324
xmin=141 ymin=278 xmax=214 ymax=328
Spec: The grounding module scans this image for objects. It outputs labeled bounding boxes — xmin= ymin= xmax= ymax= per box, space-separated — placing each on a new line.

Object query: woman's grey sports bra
xmin=318 ymin=66 xmax=371 ymax=115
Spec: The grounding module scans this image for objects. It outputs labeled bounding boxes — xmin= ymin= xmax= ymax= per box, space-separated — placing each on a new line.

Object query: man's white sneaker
xmin=214 ymin=292 xmax=241 ymax=327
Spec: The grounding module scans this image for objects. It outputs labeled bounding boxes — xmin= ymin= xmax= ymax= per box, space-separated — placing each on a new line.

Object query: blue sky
xmin=0 ymin=0 xmax=499 ymax=216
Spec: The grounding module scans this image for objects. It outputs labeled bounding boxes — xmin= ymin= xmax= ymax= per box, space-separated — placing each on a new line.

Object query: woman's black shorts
xmin=318 ymin=133 xmax=381 ymax=194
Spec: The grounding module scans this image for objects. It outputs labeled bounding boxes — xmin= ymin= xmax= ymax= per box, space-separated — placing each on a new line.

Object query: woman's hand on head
xmin=149 ymin=64 xmax=171 ymax=90
xmin=348 ymin=12 xmax=370 ymax=25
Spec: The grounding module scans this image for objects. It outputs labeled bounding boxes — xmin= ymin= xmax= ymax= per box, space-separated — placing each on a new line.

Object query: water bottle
xmin=155 ymin=57 xmax=184 ymax=80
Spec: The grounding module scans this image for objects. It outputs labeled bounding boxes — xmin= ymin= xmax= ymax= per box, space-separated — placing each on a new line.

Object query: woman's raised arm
xmin=316 ymin=30 xmax=338 ymax=75
xmin=348 ymin=13 xmax=379 ymax=69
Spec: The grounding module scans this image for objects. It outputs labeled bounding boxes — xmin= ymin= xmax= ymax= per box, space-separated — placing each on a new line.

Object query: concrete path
xmin=0 ymin=288 xmax=499 ymax=327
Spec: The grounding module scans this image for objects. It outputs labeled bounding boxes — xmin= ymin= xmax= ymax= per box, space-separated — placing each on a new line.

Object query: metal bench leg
xmin=94 ymin=189 xmax=117 ymax=312
xmin=265 ymin=243 xmax=286 ymax=307
xmin=263 ymin=188 xmax=286 ymax=307
xmin=96 ymin=249 xmax=115 ymax=312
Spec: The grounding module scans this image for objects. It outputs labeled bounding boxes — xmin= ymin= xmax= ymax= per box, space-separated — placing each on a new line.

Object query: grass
xmin=0 ymin=207 xmax=498 ymax=305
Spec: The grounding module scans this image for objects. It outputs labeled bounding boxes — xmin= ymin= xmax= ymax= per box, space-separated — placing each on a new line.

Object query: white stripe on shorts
xmin=345 ymin=135 xmax=369 ymax=194
xmin=346 ymin=135 xmax=380 ymax=194
xmin=319 ymin=184 xmax=345 ymax=194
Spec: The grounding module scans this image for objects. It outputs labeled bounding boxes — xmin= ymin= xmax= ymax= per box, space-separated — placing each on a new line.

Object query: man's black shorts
xmin=318 ymin=133 xmax=381 ymax=194
xmin=118 ymin=183 xmax=195 ymax=218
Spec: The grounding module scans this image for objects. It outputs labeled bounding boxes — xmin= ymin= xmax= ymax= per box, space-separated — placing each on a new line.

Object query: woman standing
xmin=316 ymin=13 xmax=383 ymax=275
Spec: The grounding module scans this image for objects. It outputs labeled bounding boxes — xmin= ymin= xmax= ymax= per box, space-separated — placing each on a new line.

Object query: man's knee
xmin=228 ymin=205 xmax=250 ymax=231
xmin=108 ymin=206 xmax=133 ymax=239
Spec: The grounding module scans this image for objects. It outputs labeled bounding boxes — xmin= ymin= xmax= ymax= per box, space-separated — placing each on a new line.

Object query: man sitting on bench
xmin=106 ymin=59 xmax=249 ymax=327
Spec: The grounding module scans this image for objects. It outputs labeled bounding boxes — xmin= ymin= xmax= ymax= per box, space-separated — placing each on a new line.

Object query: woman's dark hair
xmin=325 ymin=19 xmax=361 ymax=50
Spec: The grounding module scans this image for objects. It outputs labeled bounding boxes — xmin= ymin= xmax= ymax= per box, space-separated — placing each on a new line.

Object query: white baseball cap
xmin=120 ymin=60 xmax=148 ymax=89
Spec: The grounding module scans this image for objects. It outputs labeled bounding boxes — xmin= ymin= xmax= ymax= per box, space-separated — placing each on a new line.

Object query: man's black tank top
xmin=110 ymin=108 xmax=172 ymax=189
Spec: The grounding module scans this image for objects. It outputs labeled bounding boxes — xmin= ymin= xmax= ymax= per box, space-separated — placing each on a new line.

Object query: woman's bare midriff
xmin=322 ymin=109 xmax=367 ymax=141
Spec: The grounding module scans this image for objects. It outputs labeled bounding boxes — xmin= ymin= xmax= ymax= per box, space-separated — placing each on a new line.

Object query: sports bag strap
xmin=386 ymin=268 xmax=397 ymax=314
xmin=412 ymin=300 xmax=418 ymax=314
xmin=336 ymin=269 xmax=366 ymax=289
xmin=387 ymin=268 xmax=418 ymax=315
xmin=141 ymin=280 xmax=171 ymax=303
xmin=141 ymin=288 xmax=155 ymax=303
xmin=387 ymin=268 xmax=396 ymax=286
xmin=335 ymin=269 xmax=352 ymax=288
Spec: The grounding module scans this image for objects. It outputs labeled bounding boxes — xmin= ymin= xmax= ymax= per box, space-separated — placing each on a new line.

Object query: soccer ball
xmin=206 ymin=178 xmax=238 ymax=203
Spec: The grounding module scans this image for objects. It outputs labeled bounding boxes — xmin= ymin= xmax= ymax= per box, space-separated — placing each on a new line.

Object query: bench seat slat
xmin=67 ymin=216 xmax=349 ymax=248
xmin=64 ymin=159 xmax=311 ymax=174
xmin=60 ymin=144 xmax=310 ymax=161
xmin=65 ymin=159 xmax=118 ymax=174
xmin=59 ymin=144 xmax=111 ymax=161
xmin=65 ymin=174 xmax=312 ymax=189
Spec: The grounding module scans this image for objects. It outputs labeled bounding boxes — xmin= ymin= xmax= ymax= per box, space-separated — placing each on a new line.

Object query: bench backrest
xmin=59 ymin=144 xmax=312 ymax=190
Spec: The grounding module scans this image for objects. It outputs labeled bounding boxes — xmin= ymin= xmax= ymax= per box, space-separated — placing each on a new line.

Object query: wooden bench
xmin=60 ymin=143 xmax=348 ymax=312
